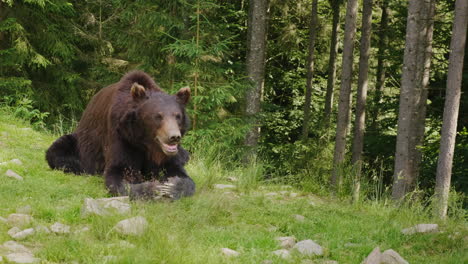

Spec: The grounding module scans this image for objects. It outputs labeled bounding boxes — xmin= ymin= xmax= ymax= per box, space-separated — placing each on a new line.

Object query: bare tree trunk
xmin=351 ymin=0 xmax=373 ymax=202
xmin=391 ymin=1 xmax=423 ymax=200
xmin=301 ymin=0 xmax=319 ymax=141
xmin=244 ymin=0 xmax=268 ymax=157
xmin=409 ymin=0 xmax=435 ymax=188
xmin=330 ymin=0 xmax=358 ymax=190
xmin=434 ymin=0 xmax=468 ymax=218
xmin=370 ymin=0 xmax=389 ymax=130
xmin=392 ymin=0 xmax=435 ymax=200
xmin=324 ymin=0 xmax=341 ymax=125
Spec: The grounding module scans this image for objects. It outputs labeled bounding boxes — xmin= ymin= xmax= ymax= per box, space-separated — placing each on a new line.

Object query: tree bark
xmin=324 ymin=0 xmax=341 ymax=125
xmin=330 ymin=0 xmax=358 ymax=190
xmin=391 ymin=1 xmax=423 ymax=200
xmin=392 ymin=0 xmax=435 ymax=200
xmin=434 ymin=0 xmax=468 ymax=218
xmin=301 ymin=0 xmax=319 ymax=141
xmin=409 ymin=0 xmax=435 ymax=188
xmin=244 ymin=0 xmax=268 ymax=157
xmin=351 ymin=0 xmax=373 ymax=202
xmin=370 ymin=0 xmax=389 ymax=130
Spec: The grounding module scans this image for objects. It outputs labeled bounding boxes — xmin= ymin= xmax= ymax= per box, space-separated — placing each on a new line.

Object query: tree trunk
xmin=392 ymin=0 xmax=435 ymax=200
xmin=409 ymin=0 xmax=435 ymax=188
xmin=244 ymin=0 xmax=268 ymax=157
xmin=391 ymin=1 xmax=423 ymax=200
xmin=370 ymin=0 xmax=389 ymax=130
xmin=434 ymin=0 xmax=468 ymax=218
xmin=351 ymin=0 xmax=373 ymax=202
xmin=324 ymin=0 xmax=341 ymax=125
xmin=330 ymin=0 xmax=358 ymax=190
xmin=301 ymin=0 xmax=319 ymax=141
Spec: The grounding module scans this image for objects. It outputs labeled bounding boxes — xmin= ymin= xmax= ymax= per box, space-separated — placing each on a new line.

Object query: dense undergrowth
xmin=0 ymin=108 xmax=467 ymax=264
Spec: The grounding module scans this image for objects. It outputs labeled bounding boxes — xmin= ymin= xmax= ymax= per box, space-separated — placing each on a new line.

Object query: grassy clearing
xmin=0 ymin=110 xmax=467 ymax=264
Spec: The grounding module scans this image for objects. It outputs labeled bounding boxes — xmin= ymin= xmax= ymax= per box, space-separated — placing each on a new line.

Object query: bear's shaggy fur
xmin=46 ymin=71 xmax=195 ymax=199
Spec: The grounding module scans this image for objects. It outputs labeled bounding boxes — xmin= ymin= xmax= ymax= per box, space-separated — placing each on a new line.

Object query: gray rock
xmin=275 ymin=236 xmax=296 ymax=249
xmin=114 ymin=216 xmax=148 ymax=236
xmin=7 ymin=214 xmax=32 ymax=227
xmin=214 ymin=184 xmax=236 ymax=190
xmin=50 ymin=222 xmax=71 ymax=234
xmin=5 ymin=170 xmax=23 ymax=180
xmin=265 ymin=192 xmax=278 ymax=197
xmin=1 ymin=241 xmax=31 ymax=253
xmin=35 ymin=225 xmax=51 ymax=234
xmin=0 ymin=256 xmax=2 ymax=262
xmin=272 ymin=249 xmax=290 ymax=259
xmin=290 ymin=192 xmax=299 ymax=198
xmin=8 ymin=227 xmax=21 ymax=237
xmin=0 ymin=159 xmax=22 ymax=166
xmin=381 ymin=249 xmax=409 ymax=264
xmin=82 ymin=197 xmax=131 ymax=217
xmin=103 ymin=255 xmax=117 ymax=263
xmin=294 ymin=214 xmax=305 ymax=222
xmin=108 ymin=240 xmax=136 ymax=249
xmin=5 ymin=252 xmax=39 ymax=263
xmin=16 ymin=206 xmax=32 ymax=214
xmin=12 ymin=228 xmax=35 ymax=240
xmin=221 ymin=248 xmax=240 ymax=257
xmin=320 ymin=261 xmax=339 ymax=264
xmin=74 ymin=226 xmax=90 ymax=234
xmin=401 ymin=224 xmax=438 ymax=235
xmin=361 ymin=247 xmax=382 ymax=264
xmin=226 ymin=176 xmax=238 ymax=182
xmin=293 ymin=239 xmax=324 ymax=256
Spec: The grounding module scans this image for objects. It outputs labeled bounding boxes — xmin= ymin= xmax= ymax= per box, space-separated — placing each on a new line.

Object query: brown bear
xmin=46 ymin=71 xmax=195 ymax=199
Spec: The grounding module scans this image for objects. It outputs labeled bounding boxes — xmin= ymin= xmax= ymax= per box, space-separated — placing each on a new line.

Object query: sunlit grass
xmin=0 ymin=110 xmax=466 ymax=264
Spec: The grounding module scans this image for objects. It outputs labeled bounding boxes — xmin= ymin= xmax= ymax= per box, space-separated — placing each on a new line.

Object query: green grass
xmin=0 ymin=109 xmax=467 ymax=264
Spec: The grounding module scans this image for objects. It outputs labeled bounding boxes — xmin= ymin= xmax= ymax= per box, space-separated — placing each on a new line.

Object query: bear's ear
xmin=176 ymin=86 xmax=190 ymax=105
xmin=131 ymin=82 xmax=146 ymax=100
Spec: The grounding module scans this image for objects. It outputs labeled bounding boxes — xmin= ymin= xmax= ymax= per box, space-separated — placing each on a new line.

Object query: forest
xmin=0 ymin=0 xmax=467 ymax=220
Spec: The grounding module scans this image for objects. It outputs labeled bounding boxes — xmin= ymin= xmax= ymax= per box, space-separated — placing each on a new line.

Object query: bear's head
xmin=121 ymin=83 xmax=190 ymax=157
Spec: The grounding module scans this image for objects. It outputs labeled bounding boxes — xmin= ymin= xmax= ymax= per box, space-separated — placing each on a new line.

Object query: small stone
xmin=82 ymin=197 xmax=131 ymax=217
xmin=74 ymin=226 xmax=90 ymax=234
xmin=279 ymin=191 xmax=289 ymax=195
xmin=272 ymin=249 xmax=290 ymax=259
xmin=10 ymin=159 xmax=23 ymax=165
xmin=113 ymin=240 xmax=136 ymax=249
xmin=226 ymin=176 xmax=238 ymax=182
xmin=50 ymin=222 xmax=71 ymax=234
xmin=381 ymin=249 xmax=409 ymax=264
xmin=261 ymin=260 xmax=273 ymax=264
xmin=265 ymin=192 xmax=278 ymax=197
xmin=320 ymin=261 xmax=339 ymax=264
xmin=1 ymin=241 xmax=32 ymax=253
xmin=7 ymin=214 xmax=32 ymax=227
xmin=16 ymin=206 xmax=32 ymax=214
xmin=5 ymin=170 xmax=23 ymax=180
xmin=114 ymin=216 xmax=148 ymax=236
xmin=275 ymin=236 xmax=296 ymax=249
xmin=5 ymin=252 xmax=39 ymax=263
xmin=103 ymin=255 xmax=117 ymax=263
xmin=221 ymin=248 xmax=240 ymax=257
xmin=294 ymin=214 xmax=305 ymax=222
xmin=293 ymin=239 xmax=324 ymax=256
xmin=214 ymin=184 xmax=236 ymax=190
xmin=361 ymin=247 xmax=382 ymax=264
xmin=35 ymin=225 xmax=51 ymax=234
xmin=12 ymin=228 xmax=35 ymax=240
xmin=8 ymin=227 xmax=21 ymax=237
xmin=290 ymin=192 xmax=299 ymax=198
xmin=401 ymin=224 xmax=438 ymax=235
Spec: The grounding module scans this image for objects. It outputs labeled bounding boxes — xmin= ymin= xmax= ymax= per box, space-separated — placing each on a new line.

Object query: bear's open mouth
xmin=162 ymin=142 xmax=178 ymax=153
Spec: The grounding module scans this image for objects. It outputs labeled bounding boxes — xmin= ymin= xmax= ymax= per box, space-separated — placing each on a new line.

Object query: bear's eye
xmin=154 ymin=113 xmax=163 ymax=120
xmin=175 ymin=113 xmax=182 ymax=120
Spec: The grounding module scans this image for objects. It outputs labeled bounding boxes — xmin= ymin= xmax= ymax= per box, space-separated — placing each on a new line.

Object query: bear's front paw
xmin=157 ymin=176 xmax=195 ymax=200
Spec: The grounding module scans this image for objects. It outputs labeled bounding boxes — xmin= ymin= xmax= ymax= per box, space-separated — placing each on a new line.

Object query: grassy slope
xmin=0 ymin=111 xmax=467 ymax=264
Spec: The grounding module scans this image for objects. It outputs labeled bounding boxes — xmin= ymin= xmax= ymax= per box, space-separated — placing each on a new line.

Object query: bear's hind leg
xmin=46 ymin=134 xmax=83 ymax=174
